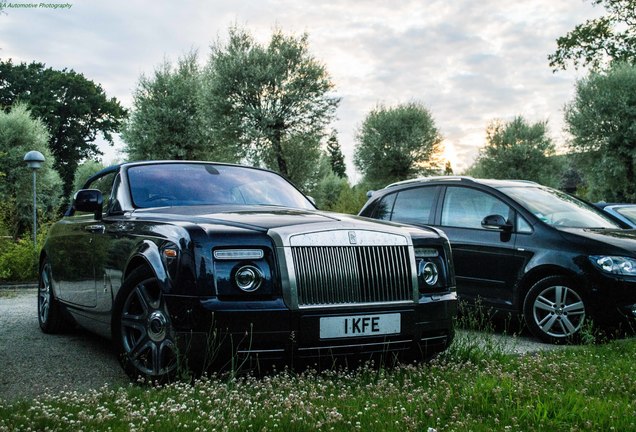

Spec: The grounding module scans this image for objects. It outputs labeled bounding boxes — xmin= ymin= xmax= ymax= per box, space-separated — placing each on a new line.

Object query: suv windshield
xmin=502 ymin=186 xmax=619 ymax=229
xmin=127 ymin=163 xmax=315 ymax=210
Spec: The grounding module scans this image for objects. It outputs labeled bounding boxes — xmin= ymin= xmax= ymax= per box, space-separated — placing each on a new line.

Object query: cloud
xmin=0 ymin=0 xmax=603 ymax=176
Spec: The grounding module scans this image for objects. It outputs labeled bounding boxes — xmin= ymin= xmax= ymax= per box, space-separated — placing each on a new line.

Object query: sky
xmin=0 ymin=0 xmax=602 ymax=182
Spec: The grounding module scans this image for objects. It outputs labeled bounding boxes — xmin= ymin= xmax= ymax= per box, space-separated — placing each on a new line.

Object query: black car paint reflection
xmin=39 ymin=161 xmax=457 ymax=381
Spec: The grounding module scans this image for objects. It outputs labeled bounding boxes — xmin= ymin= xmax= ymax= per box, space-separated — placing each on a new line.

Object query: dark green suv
xmin=360 ymin=176 xmax=636 ymax=343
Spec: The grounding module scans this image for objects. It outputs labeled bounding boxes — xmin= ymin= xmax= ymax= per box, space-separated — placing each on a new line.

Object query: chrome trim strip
xmin=298 ymin=339 xmax=412 ymax=352
xmin=294 ymin=300 xmax=413 ymax=310
xmin=420 ymin=335 xmax=448 ymax=343
xmin=237 ymin=348 xmax=285 ymax=354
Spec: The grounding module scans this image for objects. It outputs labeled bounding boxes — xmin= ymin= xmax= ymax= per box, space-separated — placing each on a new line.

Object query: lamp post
xmin=24 ymin=151 xmax=45 ymax=248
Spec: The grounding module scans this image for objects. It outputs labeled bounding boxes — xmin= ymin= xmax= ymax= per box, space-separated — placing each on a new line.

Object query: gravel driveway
xmin=0 ymin=288 xmax=128 ymax=403
xmin=0 ymin=287 xmax=561 ymax=403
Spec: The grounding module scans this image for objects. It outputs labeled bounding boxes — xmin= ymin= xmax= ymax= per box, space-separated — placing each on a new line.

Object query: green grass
xmin=1 ymin=338 xmax=635 ymax=431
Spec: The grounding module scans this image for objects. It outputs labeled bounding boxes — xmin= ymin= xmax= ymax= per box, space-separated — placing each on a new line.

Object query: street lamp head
xmin=24 ymin=150 xmax=45 ymax=170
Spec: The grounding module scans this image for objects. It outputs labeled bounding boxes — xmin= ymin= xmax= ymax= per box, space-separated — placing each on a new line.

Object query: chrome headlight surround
xmin=234 ymin=265 xmax=264 ymax=292
xmin=415 ymin=247 xmax=444 ymax=292
xmin=213 ymin=247 xmax=272 ymax=296
xmin=418 ymin=260 xmax=439 ymax=286
xmin=590 ymin=255 xmax=636 ymax=276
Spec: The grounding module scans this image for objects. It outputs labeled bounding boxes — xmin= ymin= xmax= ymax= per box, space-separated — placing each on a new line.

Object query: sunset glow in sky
xmin=1 ymin=0 xmax=602 ymax=181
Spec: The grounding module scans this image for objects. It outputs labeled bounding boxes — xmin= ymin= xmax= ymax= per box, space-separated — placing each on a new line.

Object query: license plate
xmin=319 ymin=313 xmax=401 ymax=339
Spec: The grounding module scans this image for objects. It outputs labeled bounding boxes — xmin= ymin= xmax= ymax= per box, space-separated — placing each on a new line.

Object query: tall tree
xmin=549 ymin=0 xmax=636 ymax=71
xmin=468 ymin=117 xmax=561 ymax=187
xmin=326 ymin=129 xmax=347 ymax=179
xmin=0 ymin=60 xmax=127 ymax=198
xmin=200 ymin=26 xmax=339 ymax=185
xmin=122 ymin=52 xmax=212 ymax=162
xmin=0 ymin=104 xmax=63 ymax=239
xmin=353 ymin=102 xmax=443 ymax=189
xmin=565 ymin=63 xmax=636 ymax=201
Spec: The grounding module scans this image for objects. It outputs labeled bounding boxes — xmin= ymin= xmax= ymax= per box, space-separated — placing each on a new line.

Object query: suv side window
xmin=390 ymin=186 xmax=437 ymax=224
xmin=374 ymin=192 xmax=397 ymax=220
xmin=441 ymin=186 xmax=510 ymax=229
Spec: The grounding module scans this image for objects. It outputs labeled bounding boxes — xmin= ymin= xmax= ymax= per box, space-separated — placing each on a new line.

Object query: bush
xmin=0 ymin=226 xmax=48 ymax=282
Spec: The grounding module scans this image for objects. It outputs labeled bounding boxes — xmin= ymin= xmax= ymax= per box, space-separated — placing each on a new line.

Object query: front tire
xmin=523 ymin=276 xmax=586 ymax=344
xmin=112 ymin=267 xmax=179 ymax=382
xmin=38 ymin=258 xmax=68 ymax=333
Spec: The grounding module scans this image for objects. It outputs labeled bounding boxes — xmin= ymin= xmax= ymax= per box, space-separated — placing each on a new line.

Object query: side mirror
xmin=481 ymin=214 xmax=512 ymax=231
xmin=73 ymin=189 xmax=103 ymax=220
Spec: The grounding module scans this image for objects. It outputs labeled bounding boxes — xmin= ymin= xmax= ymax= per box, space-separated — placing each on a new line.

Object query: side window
xmin=85 ymin=172 xmax=116 ymax=214
xmin=441 ymin=187 xmax=510 ymax=229
xmin=517 ymin=214 xmax=532 ymax=233
xmin=374 ymin=193 xmax=396 ymax=220
xmin=390 ymin=187 xmax=438 ymax=224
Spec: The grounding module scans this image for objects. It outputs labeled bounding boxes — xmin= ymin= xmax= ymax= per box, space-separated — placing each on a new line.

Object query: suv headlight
xmin=590 ymin=255 xmax=636 ymax=276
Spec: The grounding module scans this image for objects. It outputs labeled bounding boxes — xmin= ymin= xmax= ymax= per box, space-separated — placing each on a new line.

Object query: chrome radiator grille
xmin=291 ymin=245 xmax=414 ymax=307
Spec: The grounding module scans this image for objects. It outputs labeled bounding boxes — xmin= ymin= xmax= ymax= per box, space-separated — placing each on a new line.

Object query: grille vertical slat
xmin=291 ymin=245 xmax=413 ymax=307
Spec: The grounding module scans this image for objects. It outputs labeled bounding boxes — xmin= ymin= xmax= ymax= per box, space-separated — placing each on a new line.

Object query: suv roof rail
xmin=385 ymin=176 xmax=475 ymax=189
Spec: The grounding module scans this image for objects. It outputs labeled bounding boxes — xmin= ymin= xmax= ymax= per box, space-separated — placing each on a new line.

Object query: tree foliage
xmin=443 ymin=160 xmax=454 ymax=176
xmin=549 ymin=0 xmax=636 ymax=71
xmin=0 ymin=104 xmax=63 ymax=239
xmin=565 ymin=63 xmax=636 ymax=201
xmin=122 ymin=52 xmax=213 ymax=162
xmin=326 ymin=129 xmax=347 ymax=178
xmin=468 ymin=117 xmax=562 ymax=187
xmin=354 ymin=102 xmax=443 ymax=189
xmin=0 ymin=60 xmax=127 ymax=198
xmin=72 ymin=160 xmax=106 ymax=193
xmin=200 ymin=27 xmax=339 ymax=186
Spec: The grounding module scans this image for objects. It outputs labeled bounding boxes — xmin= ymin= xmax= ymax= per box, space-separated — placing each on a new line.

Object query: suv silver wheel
xmin=524 ymin=276 xmax=586 ymax=343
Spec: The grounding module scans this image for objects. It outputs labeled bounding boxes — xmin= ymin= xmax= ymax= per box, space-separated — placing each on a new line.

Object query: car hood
xmin=132 ymin=205 xmax=421 ymax=234
xmin=559 ymin=227 xmax=636 ymax=254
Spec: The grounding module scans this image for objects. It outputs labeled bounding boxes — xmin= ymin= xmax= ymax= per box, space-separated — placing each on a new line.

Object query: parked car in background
xmin=595 ymin=203 xmax=636 ymax=228
xmin=39 ymin=161 xmax=457 ymax=381
xmin=360 ymin=176 xmax=636 ymax=343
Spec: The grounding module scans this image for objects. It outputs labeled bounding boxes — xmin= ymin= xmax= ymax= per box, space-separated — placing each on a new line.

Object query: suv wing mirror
xmin=481 ymin=214 xmax=513 ymax=231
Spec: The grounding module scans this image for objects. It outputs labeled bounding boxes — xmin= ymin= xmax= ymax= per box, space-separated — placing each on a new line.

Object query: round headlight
xmin=419 ymin=261 xmax=439 ymax=286
xmin=234 ymin=265 xmax=263 ymax=292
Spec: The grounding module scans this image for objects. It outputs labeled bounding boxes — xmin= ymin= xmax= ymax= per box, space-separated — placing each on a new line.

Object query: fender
xmin=124 ymin=240 xmax=171 ymax=293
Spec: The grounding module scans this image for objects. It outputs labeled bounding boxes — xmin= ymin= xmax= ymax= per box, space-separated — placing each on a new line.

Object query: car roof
xmin=382 ymin=176 xmax=540 ymax=191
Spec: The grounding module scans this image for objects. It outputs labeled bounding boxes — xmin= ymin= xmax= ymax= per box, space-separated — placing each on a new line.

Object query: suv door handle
xmin=85 ymin=224 xmax=105 ymax=234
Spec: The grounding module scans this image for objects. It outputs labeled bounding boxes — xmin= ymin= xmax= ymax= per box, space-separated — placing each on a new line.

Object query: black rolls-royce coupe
xmin=39 ymin=161 xmax=457 ymax=381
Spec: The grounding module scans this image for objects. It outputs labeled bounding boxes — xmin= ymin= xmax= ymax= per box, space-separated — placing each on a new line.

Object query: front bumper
xmin=165 ymin=293 xmax=457 ymax=372
xmin=586 ymin=271 xmax=636 ymax=324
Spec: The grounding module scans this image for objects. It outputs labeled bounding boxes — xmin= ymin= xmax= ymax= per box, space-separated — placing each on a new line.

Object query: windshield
xmin=127 ymin=163 xmax=315 ymax=210
xmin=501 ymin=186 xmax=620 ymax=229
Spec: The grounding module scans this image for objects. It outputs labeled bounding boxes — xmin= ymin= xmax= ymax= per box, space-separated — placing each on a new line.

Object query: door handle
xmin=85 ymin=224 xmax=105 ymax=234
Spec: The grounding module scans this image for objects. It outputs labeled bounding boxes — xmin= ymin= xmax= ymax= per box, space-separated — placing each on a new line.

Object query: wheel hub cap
xmin=147 ymin=310 xmax=167 ymax=342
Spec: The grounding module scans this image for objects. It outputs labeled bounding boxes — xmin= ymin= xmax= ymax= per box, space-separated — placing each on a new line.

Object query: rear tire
xmin=523 ymin=276 xmax=586 ymax=344
xmin=112 ymin=266 xmax=179 ymax=382
xmin=38 ymin=258 xmax=68 ymax=333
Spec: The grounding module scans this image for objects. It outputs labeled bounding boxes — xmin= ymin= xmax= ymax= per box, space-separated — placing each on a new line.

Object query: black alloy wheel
xmin=113 ymin=267 xmax=178 ymax=382
xmin=38 ymin=258 xmax=67 ymax=333
xmin=523 ymin=276 xmax=587 ymax=344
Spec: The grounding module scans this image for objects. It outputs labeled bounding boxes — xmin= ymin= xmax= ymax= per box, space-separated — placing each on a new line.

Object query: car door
xmin=56 ymin=171 xmax=117 ymax=308
xmin=49 ymin=212 xmax=99 ymax=307
xmin=435 ymin=186 xmax=525 ymax=310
